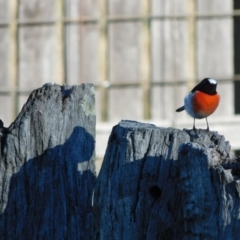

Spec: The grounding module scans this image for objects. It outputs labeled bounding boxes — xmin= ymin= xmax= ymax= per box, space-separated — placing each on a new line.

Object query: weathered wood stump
xmin=94 ymin=120 xmax=240 ymax=240
xmin=0 ymin=83 xmax=96 ymax=240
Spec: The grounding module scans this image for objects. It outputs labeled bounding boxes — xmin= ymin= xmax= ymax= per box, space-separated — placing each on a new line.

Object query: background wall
xmin=0 ymin=0 xmax=239 ymax=172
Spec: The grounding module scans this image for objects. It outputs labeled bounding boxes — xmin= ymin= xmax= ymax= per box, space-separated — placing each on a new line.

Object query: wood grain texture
xmin=0 ymin=83 xmax=96 ymax=240
xmin=93 ymin=120 xmax=240 ymax=240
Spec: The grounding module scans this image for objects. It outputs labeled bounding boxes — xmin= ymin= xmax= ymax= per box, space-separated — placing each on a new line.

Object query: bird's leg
xmin=193 ymin=118 xmax=196 ymax=131
xmin=206 ymin=118 xmax=209 ymax=131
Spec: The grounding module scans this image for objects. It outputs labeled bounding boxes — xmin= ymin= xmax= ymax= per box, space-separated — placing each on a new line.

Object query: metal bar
xmin=9 ymin=0 xmax=19 ymax=120
xmin=187 ymin=0 xmax=197 ymax=90
xmin=18 ymin=20 xmax=56 ymax=26
xmin=79 ymin=0 xmax=83 ymax=85
xmin=0 ymin=22 xmax=9 ymax=27
xmin=93 ymin=76 xmax=238 ymax=88
xmin=0 ymin=10 xmax=239 ymax=27
xmin=233 ymin=74 xmax=240 ymax=80
xmin=141 ymin=0 xmax=151 ymax=119
xmin=55 ymin=0 xmax=65 ymax=84
xmin=0 ymin=76 xmax=236 ymax=95
xmin=99 ymin=0 xmax=109 ymax=121
xmin=64 ymin=17 xmax=98 ymax=24
xmin=171 ymin=1 xmax=178 ymax=127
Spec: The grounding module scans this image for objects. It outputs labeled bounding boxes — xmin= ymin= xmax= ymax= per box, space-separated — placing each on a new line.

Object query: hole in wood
xmin=149 ymin=185 xmax=161 ymax=200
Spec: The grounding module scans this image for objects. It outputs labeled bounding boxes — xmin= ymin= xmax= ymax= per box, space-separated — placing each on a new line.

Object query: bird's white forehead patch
xmin=208 ymin=78 xmax=217 ymax=85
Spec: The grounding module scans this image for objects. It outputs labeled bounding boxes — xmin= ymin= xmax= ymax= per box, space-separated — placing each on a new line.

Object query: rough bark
xmin=0 ymin=83 xmax=96 ymax=240
xmin=94 ymin=120 xmax=240 ymax=240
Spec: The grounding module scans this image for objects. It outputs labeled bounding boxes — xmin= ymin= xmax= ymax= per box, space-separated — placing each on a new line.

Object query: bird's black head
xmin=191 ymin=78 xmax=217 ymax=95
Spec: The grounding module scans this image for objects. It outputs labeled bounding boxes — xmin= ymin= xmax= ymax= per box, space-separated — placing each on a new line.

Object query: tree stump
xmin=0 ymin=83 xmax=96 ymax=240
xmin=94 ymin=120 xmax=240 ymax=240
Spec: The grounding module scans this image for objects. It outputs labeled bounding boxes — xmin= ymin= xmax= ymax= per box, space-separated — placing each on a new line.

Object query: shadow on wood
xmin=94 ymin=120 xmax=240 ymax=240
xmin=0 ymin=83 xmax=96 ymax=240
xmin=0 ymin=126 xmax=95 ymax=239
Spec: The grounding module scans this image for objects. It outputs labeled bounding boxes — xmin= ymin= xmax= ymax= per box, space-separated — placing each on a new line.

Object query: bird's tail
xmin=176 ymin=106 xmax=185 ymax=112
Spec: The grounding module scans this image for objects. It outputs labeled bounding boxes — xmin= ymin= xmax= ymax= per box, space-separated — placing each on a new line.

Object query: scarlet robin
xmin=176 ymin=78 xmax=220 ymax=131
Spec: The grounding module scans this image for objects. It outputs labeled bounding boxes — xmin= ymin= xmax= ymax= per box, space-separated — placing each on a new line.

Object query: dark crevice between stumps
xmin=0 ymin=120 xmax=9 ymax=157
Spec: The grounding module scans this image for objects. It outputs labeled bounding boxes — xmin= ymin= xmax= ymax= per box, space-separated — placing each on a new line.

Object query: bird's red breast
xmin=192 ymin=91 xmax=220 ymax=117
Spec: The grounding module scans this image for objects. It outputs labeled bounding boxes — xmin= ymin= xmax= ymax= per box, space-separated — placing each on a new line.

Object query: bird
xmin=176 ymin=78 xmax=220 ymax=131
